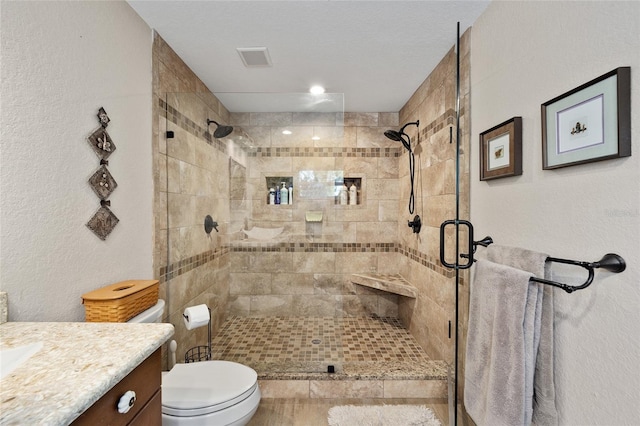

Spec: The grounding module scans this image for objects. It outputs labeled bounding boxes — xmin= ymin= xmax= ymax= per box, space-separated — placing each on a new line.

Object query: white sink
xmin=0 ymin=342 xmax=43 ymax=380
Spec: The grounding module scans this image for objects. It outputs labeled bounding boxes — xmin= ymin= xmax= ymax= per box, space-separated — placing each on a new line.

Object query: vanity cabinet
xmin=71 ymin=348 xmax=161 ymax=425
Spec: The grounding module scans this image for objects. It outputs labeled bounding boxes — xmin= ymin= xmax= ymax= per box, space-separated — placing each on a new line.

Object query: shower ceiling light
xmin=312 ymin=136 xmax=320 ymax=141
xmin=309 ymin=85 xmax=325 ymax=94
xmin=282 ymin=130 xmax=292 ymax=135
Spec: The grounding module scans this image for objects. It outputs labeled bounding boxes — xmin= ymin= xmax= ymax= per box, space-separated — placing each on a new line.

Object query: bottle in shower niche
xmin=274 ymin=184 xmax=281 ymax=204
xmin=340 ymin=183 xmax=348 ymax=205
xmin=280 ymin=182 xmax=288 ymax=205
xmin=349 ymin=183 xmax=357 ymax=205
xmin=269 ymin=187 xmax=276 ymax=205
xmin=288 ymin=183 xmax=293 ymax=205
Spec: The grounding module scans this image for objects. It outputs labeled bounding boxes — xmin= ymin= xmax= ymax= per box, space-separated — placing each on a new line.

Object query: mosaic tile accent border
xmin=397 ymin=244 xmax=456 ymax=279
xmin=230 ymin=241 xmax=455 ymax=279
xmin=230 ymin=241 xmax=396 ymax=253
xmin=159 ymin=98 xmax=228 ymax=153
xmin=418 ymin=108 xmax=462 ymax=141
xmin=159 ymin=98 xmax=401 ymax=159
xmin=159 ymin=246 xmax=229 ymax=283
xmin=160 ymin=98 xmax=459 ymax=160
xmin=159 ymin=241 xmax=460 ymax=283
xmin=246 ymin=147 xmax=400 ymax=158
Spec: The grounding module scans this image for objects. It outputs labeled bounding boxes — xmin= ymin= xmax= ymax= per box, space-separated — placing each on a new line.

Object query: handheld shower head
xmin=207 ymin=119 xmax=234 ymax=138
xmin=383 ymin=120 xmax=420 ymax=215
xmin=384 ymin=120 xmax=419 ymax=152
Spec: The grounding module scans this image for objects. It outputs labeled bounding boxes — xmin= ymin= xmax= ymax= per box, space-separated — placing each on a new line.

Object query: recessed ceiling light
xmin=309 ymin=85 xmax=325 ymax=94
xmin=312 ymin=136 xmax=320 ymax=141
xmin=282 ymin=130 xmax=292 ymax=135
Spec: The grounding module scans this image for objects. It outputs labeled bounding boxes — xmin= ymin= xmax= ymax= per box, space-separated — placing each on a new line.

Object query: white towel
xmin=482 ymin=245 xmax=548 ymax=278
xmin=483 ymin=245 xmax=558 ymax=426
xmin=532 ymin=285 xmax=558 ymax=426
xmin=464 ymin=259 xmax=540 ymax=426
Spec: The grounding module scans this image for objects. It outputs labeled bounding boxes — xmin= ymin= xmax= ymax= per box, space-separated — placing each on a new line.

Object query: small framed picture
xmin=541 ymin=67 xmax=631 ymax=169
xmin=479 ymin=117 xmax=522 ymax=181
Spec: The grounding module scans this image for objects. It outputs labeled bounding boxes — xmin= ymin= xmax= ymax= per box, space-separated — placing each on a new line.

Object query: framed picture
xmin=479 ymin=116 xmax=522 ymax=181
xmin=541 ymin=67 xmax=631 ymax=169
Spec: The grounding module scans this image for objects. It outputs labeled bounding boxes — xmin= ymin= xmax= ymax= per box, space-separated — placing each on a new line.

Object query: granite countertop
xmin=0 ymin=321 xmax=174 ymax=425
xmin=251 ymin=359 xmax=449 ymax=381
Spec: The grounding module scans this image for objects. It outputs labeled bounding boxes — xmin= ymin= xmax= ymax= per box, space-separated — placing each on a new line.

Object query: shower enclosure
xmin=151 ymin=27 xmax=470 ymax=423
xmin=156 ymin=89 xmax=424 ymax=368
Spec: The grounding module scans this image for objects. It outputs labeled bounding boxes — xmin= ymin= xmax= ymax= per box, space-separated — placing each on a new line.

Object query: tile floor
xmin=212 ymin=316 xmax=450 ymax=424
xmin=212 ymin=316 xmax=429 ymax=369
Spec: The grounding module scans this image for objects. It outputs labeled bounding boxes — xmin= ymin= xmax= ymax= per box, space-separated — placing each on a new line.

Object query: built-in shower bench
xmin=350 ymin=273 xmax=417 ymax=298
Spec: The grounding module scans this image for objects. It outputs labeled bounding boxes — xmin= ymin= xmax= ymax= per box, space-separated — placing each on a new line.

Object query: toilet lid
xmin=162 ymin=360 xmax=258 ymax=417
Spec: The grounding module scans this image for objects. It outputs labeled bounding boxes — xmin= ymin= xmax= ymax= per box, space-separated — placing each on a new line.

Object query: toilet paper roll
xmin=183 ymin=304 xmax=209 ymax=330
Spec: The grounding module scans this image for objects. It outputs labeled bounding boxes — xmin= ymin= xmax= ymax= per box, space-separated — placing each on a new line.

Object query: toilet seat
xmin=162 ymin=361 xmax=258 ymax=417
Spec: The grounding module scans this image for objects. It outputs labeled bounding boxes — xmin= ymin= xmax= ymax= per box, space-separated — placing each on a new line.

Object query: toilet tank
xmin=127 ymin=299 xmax=165 ymax=323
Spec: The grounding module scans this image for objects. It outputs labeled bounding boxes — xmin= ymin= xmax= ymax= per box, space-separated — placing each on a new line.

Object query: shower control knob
xmin=117 ymin=390 xmax=136 ymax=414
xmin=407 ymin=215 xmax=422 ymax=234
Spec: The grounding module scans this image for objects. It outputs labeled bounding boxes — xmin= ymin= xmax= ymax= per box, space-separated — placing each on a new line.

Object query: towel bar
xmin=467 ymin=238 xmax=627 ymax=293
xmin=531 ymin=253 xmax=625 ymax=293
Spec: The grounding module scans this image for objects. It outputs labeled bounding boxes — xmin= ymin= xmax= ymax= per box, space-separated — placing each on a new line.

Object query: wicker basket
xmin=82 ymin=280 xmax=159 ymax=322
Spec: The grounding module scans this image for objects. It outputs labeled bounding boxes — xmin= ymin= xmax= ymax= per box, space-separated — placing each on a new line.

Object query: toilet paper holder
xmin=184 ymin=306 xmax=212 ymax=363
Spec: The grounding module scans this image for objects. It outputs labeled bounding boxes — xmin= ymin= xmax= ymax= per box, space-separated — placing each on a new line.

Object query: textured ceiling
xmin=128 ymin=1 xmax=490 ymax=113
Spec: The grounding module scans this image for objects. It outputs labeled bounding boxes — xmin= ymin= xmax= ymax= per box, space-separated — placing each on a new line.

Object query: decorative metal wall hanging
xmin=97 ymin=107 xmax=110 ymax=127
xmin=87 ymin=126 xmax=116 ymax=160
xmin=87 ymin=203 xmax=120 ymax=241
xmin=86 ymin=107 xmax=119 ymax=240
xmin=88 ymin=164 xmax=118 ymax=200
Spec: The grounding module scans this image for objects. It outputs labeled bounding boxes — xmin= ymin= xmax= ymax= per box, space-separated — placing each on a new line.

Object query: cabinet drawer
xmin=129 ymin=390 xmax=161 ymax=426
xmin=71 ymin=348 xmax=161 ymax=425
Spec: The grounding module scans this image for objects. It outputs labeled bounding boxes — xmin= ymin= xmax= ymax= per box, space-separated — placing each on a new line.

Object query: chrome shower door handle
xmin=439 ymin=219 xmax=474 ymax=269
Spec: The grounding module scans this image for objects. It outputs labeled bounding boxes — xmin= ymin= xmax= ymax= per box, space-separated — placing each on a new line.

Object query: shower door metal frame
xmin=438 ymin=22 xmax=475 ymax=426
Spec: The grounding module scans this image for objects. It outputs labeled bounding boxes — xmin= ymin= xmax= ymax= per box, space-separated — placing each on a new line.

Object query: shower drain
xmin=311 ymin=339 xmax=322 ymax=345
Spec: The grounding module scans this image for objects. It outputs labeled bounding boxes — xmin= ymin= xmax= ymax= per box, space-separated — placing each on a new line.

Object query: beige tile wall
xmin=397 ymin=27 xmax=471 ymax=385
xmin=227 ymin=111 xmax=405 ymax=317
xmin=152 ymin=33 xmax=233 ymax=364
xmin=151 ymin=26 xmax=471 ymax=377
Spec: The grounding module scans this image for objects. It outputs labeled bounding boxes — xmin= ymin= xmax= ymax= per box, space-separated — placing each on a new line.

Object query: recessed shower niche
xmin=265 ymin=176 xmax=293 ymax=205
xmin=335 ymin=177 xmax=362 ymax=206
xmin=264 ymin=172 xmax=362 ymax=206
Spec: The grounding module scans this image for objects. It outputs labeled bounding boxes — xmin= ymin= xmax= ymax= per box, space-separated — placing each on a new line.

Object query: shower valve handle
xmin=204 ymin=215 xmax=219 ymax=234
xmin=407 ymin=215 xmax=421 ymax=234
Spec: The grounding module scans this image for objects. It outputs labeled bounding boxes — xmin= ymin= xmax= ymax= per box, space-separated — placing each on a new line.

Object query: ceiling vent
xmin=237 ymin=47 xmax=272 ymax=67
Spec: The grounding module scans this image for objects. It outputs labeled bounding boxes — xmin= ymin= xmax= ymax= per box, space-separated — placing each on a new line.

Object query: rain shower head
xmin=383 ymin=130 xmax=404 ymax=142
xmin=384 ymin=130 xmax=411 ymax=151
xmin=207 ymin=119 xmax=234 ymax=138
xmin=384 ymin=120 xmax=419 ymax=152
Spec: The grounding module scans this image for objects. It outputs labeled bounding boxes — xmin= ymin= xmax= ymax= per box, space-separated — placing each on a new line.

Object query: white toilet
xmin=127 ymin=300 xmax=261 ymax=426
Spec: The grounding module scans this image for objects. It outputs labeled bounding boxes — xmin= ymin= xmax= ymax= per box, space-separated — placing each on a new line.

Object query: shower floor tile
xmin=211 ymin=316 xmax=447 ymax=381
